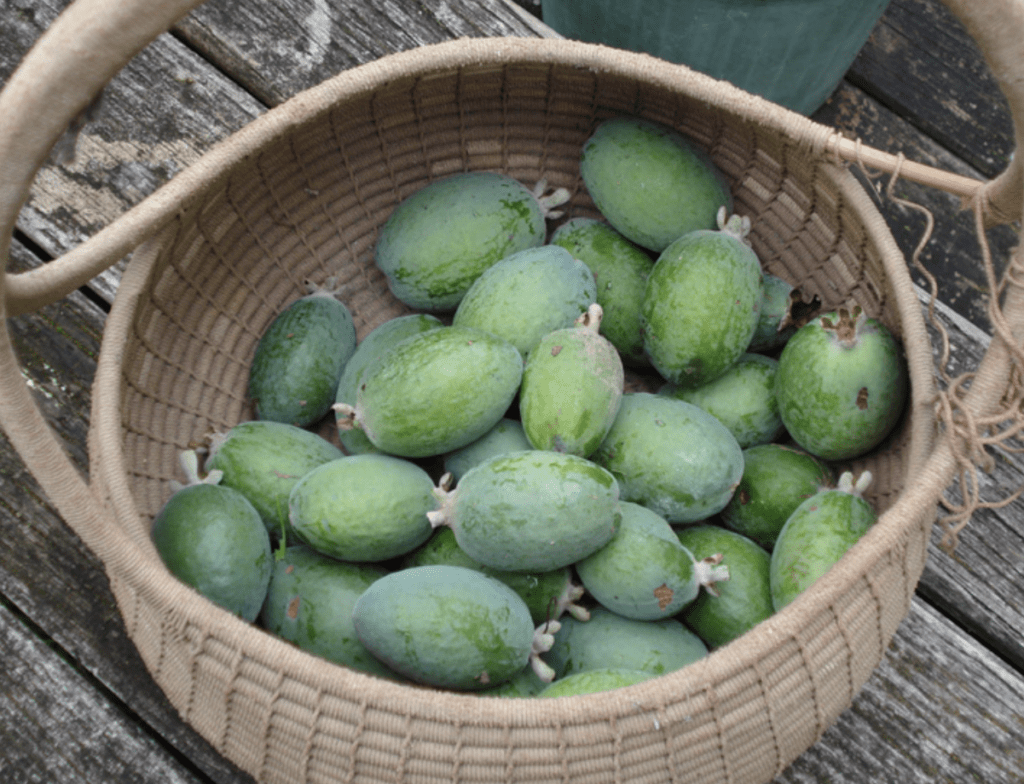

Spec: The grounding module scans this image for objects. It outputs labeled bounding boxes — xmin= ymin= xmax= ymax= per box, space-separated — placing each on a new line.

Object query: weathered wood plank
xmin=778 ymin=598 xmax=1024 ymax=784
xmin=2 ymin=0 xmax=266 ymax=305
xmin=0 ymin=600 xmax=215 ymax=784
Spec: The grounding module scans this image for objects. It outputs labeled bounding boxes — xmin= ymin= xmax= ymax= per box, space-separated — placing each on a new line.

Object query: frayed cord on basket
xmin=834 ymin=137 xmax=1024 ymax=551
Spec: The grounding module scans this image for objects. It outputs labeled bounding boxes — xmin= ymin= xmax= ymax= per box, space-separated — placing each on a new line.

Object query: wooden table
xmin=2 ymin=0 xmax=1023 ymax=781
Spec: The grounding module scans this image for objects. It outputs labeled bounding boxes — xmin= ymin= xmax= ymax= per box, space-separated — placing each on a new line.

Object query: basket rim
xmin=89 ymin=35 xmax=938 ymax=728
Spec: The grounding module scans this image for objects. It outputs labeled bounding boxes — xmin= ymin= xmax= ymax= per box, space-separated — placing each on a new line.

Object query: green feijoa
xmin=580 ymin=116 xmax=732 ymax=253
xmin=335 ymin=313 xmax=443 ymax=455
xmin=591 ymin=393 xmax=743 ymax=524
xmin=429 ymin=450 xmax=620 ymax=573
xmin=720 ymin=443 xmax=834 ymax=549
xmin=260 ymin=545 xmax=400 ymax=679
xmin=775 ymin=306 xmax=909 ymax=461
xmin=676 ymin=525 xmax=773 ymax=648
xmin=748 ymin=273 xmax=816 ymax=354
xmin=575 ymin=502 xmax=728 ymax=620
xmin=402 ymin=528 xmax=589 ymax=626
xmin=334 ymin=325 xmax=523 ymax=458
xmin=659 ymin=353 xmax=783 ymax=449
xmin=374 ymin=172 xmax=559 ymax=311
xmin=641 ymin=211 xmax=764 ymax=388
xmin=204 ymin=420 xmax=343 ymax=541
xmin=452 ymin=244 xmax=597 ymax=359
xmin=545 ymin=606 xmax=707 ymax=679
xmin=549 ymin=217 xmax=654 ymax=365
xmin=770 ymin=471 xmax=877 ymax=611
xmin=152 ymin=451 xmax=272 ymax=622
xmin=248 ymin=283 xmax=357 ymax=427
xmin=288 ymin=454 xmax=436 ymax=562
xmin=520 ymin=304 xmax=624 ymax=457
xmin=443 ymin=418 xmax=533 ymax=482
xmin=537 ymin=668 xmax=653 ymax=698
xmin=351 ymin=565 xmax=552 ymax=690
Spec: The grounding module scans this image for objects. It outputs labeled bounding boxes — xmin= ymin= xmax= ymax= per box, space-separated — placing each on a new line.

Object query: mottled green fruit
xmin=375 ymin=172 xmax=548 ymax=311
xmin=660 ymin=353 xmax=783 ymax=449
xmin=676 ymin=525 xmax=773 ymax=648
xmin=550 ymin=217 xmax=654 ymax=365
xmin=775 ymin=307 xmax=909 ymax=461
xmin=591 ymin=393 xmax=743 ymax=523
xmin=403 ymin=528 xmax=589 ymax=626
xmin=152 ymin=453 xmax=272 ymax=622
xmin=576 ymin=501 xmax=727 ymax=620
xmin=443 ymin=418 xmax=533 ymax=482
xmin=351 ymin=565 xmax=541 ymax=690
xmin=580 ymin=116 xmax=731 ymax=252
xmin=288 ymin=454 xmax=436 ymax=562
xmin=538 ymin=668 xmax=652 ymax=698
xmin=546 ymin=607 xmax=707 ymax=679
xmin=205 ymin=420 xmax=342 ymax=540
xmin=335 ymin=314 xmax=443 ymax=455
xmin=452 ymin=244 xmax=597 ymax=359
xmin=520 ymin=304 xmax=624 ymax=457
xmin=429 ymin=450 xmax=620 ymax=572
xmin=260 ymin=545 xmax=399 ymax=679
xmin=248 ymin=285 xmax=356 ymax=427
xmin=748 ymin=273 xmax=812 ymax=353
xmin=770 ymin=472 xmax=877 ymax=611
xmin=642 ymin=212 xmax=763 ymax=388
xmin=335 ymin=326 xmax=523 ymax=458
xmin=720 ymin=443 xmax=834 ymax=549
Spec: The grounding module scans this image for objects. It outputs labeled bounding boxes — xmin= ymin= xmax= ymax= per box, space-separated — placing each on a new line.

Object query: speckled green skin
xmin=546 ymin=607 xmax=707 ymax=679
xmin=352 ymin=565 xmax=536 ymax=691
xmin=375 ymin=172 xmax=547 ymax=311
xmin=576 ymin=502 xmax=700 ymax=620
xmin=403 ymin=527 xmax=581 ymax=626
xmin=659 ymin=353 xmax=783 ymax=449
xmin=443 ymin=418 xmax=533 ymax=482
xmin=677 ymin=525 xmax=773 ymax=648
xmin=749 ymin=273 xmax=799 ymax=353
xmin=204 ymin=420 xmax=342 ymax=540
xmin=537 ymin=668 xmax=652 ymax=698
xmin=452 ymin=245 xmax=597 ymax=359
xmin=260 ymin=545 xmax=399 ymax=679
xmin=475 ymin=664 xmax=549 ymax=697
xmin=152 ymin=483 xmax=272 ymax=622
xmin=579 ymin=116 xmax=731 ymax=253
xmin=770 ymin=487 xmax=877 ymax=611
xmin=720 ymin=444 xmax=834 ymax=550
xmin=440 ymin=450 xmax=620 ymax=572
xmin=288 ymin=454 xmax=436 ymax=562
xmin=775 ymin=310 xmax=908 ymax=460
xmin=519 ymin=319 xmax=624 ymax=457
xmin=642 ymin=228 xmax=763 ymax=388
xmin=248 ymin=291 xmax=356 ymax=427
xmin=550 ymin=217 xmax=654 ymax=365
xmin=353 ymin=326 xmax=523 ymax=458
xmin=591 ymin=393 xmax=743 ymax=523
xmin=335 ymin=314 xmax=443 ymax=455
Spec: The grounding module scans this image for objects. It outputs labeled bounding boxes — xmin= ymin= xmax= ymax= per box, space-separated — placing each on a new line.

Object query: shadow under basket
xmin=89 ymin=36 xmax=937 ymax=784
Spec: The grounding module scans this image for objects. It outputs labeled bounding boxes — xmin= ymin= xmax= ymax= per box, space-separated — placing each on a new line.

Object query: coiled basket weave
xmin=2 ymin=0 xmax=1023 ymax=782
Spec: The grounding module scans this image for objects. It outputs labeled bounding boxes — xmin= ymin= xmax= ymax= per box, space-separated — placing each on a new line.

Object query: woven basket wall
xmin=87 ymin=37 xmax=937 ymax=784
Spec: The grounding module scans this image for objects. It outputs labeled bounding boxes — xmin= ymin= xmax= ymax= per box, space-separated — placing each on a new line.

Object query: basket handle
xmin=0 ymin=0 xmax=207 ymax=557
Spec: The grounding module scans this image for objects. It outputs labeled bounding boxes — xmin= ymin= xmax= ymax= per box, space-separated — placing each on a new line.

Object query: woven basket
xmin=3 ymin=1 xmax=1023 ymax=782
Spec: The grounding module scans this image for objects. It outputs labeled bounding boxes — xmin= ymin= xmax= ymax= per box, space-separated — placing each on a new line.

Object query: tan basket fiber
xmin=3 ymin=1 xmax=1024 ymax=783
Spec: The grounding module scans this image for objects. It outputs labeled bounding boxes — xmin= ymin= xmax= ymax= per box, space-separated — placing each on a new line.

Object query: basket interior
xmin=113 ymin=56 xmax=916 ymax=540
